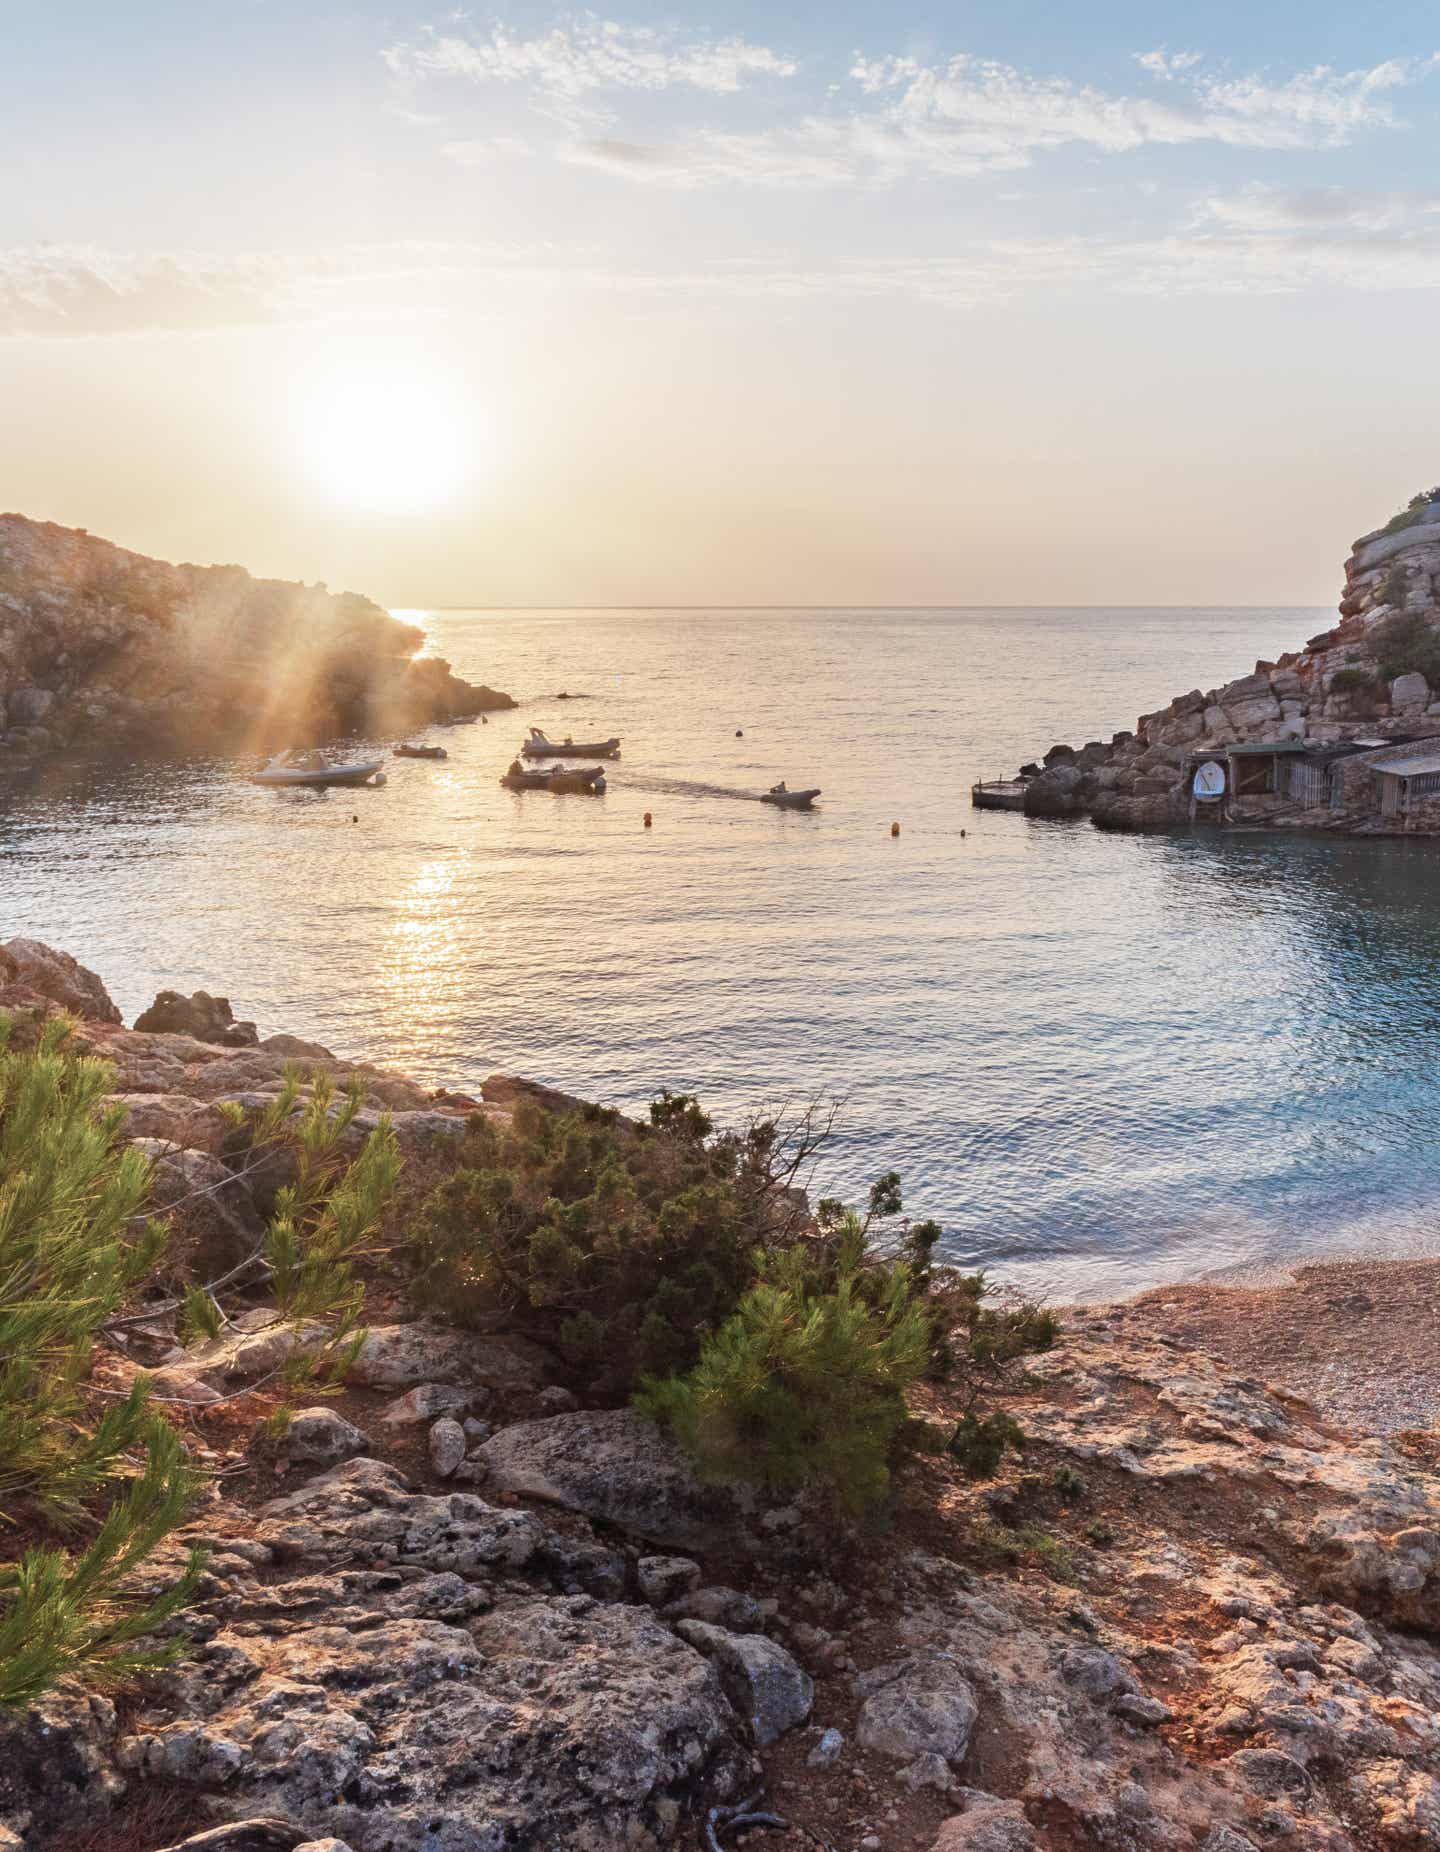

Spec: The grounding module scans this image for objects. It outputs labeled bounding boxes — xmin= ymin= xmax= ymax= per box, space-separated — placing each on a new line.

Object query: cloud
xmin=385 ymin=18 xmax=796 ymax=103
xmin=1135 ymin=50 xmax=1204 ymax=80
xmin=11 ymin=188 xmax=1440 ymax=344
xmin=563 ymin=50 xmax=1434 ymax=188
xmin=1197 ymin=182 xmax=1440 ymax=232
xmin=0 ymin=243 xmax=558 ymax=339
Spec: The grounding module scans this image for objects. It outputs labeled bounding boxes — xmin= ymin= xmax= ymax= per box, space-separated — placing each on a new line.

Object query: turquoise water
xmin=8 ymin=604 xmax=1440 ymax=1301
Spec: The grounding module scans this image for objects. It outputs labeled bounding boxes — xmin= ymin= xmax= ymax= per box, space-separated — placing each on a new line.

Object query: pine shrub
xmin=0 ymin=1015 xmax=201 ymax=1705
xmin=636 ymin=1209 xmax=935 ymax=1513
xmin=408 ymin=1096 xmax=756 ymax=1395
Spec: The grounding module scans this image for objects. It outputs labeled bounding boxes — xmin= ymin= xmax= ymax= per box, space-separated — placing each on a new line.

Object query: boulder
xmin=1226 ymin=693 xmax=1282 ymax=731
xmin=1 ymin=938 xmax=120 ymax=1022
xmin=674 ymin=1620 xmax=813 ymax=1746
xmin=1022 ymin=764 xmax=1085 ymax=818
xmin=428 ymin=1417 xmax=467 ymax=1479
xmin=133 ymin=989 xmax=259 ymax=1046
xmin=285 ymin=1408 xmax=369 ymax=1468
xmin=637 ymin=1556 xmax=703 ymax=1606
xmin=475 ymin=1408 xmax=752 ymax=1551
xmin=853 ymin=1650 xmax=979 ymax=1764
xmin=129 ymin=1141 xmax=265 ymax=1272
xmin=377 ymin=1383 xmax=473 ymax=1426
xmin=1391 ymin=672 xmax=1430 ymax=708
xmin=931 ymin=1801 xmax=1039 ymax=1850
xmin=346 ymin=1324 xmax=548 ymax=1394
xmin=121 ymin=1598 xmax=742 ymax=1851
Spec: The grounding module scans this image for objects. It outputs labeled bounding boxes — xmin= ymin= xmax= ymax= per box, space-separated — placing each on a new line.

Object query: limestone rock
xmin=428 ymin=1417 xmax=467 ymax=1479
xmin=637 ymin=1555 xmax=703 ymax=1605
xmin=130 ymin=1140 xmax=264 ymax=1271
xmin=256 ymin=1456 xmax=544 ymax=1573
xmin=930 ymin=1800 xmax=1038 ymax=1850
xmin=285 ymin=1408 xmax=369 ymax=1468
xmin=807 ymin=1726 xmax=844 ymax=1768
xmin=122 ymin=1599 xmax=741 ymax=1851
xmin=377 ymin=1382 xmax=473 ymax=1426
xmin=1 ymin=938 xmax=121 ymax=1022
xmin=133 ymin=989 xmax=259 ymax=1045
xmin=476 ymin=1408 xmax=752 ymax=1550
xmin=347 ymin=1324 xmax=547 ymax=1393
xmin=853 ymin=1650 xmax=979 ymax=1764
xmin=1391 ymin=671 xmax=1430 ymax=708
xmin=675 ymin=1620 xmax=812 ymax=1746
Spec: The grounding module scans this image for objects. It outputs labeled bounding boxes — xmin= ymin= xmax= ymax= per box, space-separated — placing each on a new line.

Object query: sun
xmin=294 ymin=351 xmax=484 ymax=515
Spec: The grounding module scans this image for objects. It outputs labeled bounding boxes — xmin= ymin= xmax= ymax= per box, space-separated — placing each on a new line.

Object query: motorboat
xmin=500 ymin=762 xmax=607 ymax=793
xmin=394 ymin=743 xmax=448 ymax=760
xmin=760 ymin=783 xmax=820 ymax=809
xmin=251 ymin=750 xmax=387 ymax=788
xmin=438 ymin=714 xmax=477 ymax=726
xmin=521 ymin=726 xmax=621 ymax=760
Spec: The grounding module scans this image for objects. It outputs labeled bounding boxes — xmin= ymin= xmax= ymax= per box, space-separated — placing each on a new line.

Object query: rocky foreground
xmin=0 ymin=515 xmax=513 ymax=772
xmin=7 ymin=943 xmax=1440 ymax=1851
xmin=1017 ymin=489 xmax=1440 ymax=831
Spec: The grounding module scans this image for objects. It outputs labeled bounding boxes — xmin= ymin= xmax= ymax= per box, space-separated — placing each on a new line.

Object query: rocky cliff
xmin=9 ymin=943 xmax=1440 ymax=1852
xmin=0 ymin=516 xmax=513 ymax=769
xmin=1018 ymin=488 xmax=1440 ymax=831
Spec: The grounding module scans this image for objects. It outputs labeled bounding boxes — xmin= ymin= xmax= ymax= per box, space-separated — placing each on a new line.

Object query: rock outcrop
xmin=0 ymin=513 xmax=513 ymax=771
xmin=11 ymin=941 xmax=1440 ymax=1849
xmin=1011 ymin=489 xmax=1440 ymax=834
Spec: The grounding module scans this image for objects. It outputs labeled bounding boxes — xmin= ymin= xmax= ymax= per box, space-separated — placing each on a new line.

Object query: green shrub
xmin=259 ymin=1072 xmax=399 ymax=1390
xmin=1380 ymin=488 xmax=1440 ymax=537
xmin=1372 ymin=610 xmax=1440 ymax=688
xmin=409 ymin=1095 xmax=769 ymax=1395
xmin=0 ymin=1015 xmax=202 ymax=1705
xmin=1329 ymin=666 xmax=1377 ymax=695
xmin=636 ymin=1205 xmax=936 ymax=1514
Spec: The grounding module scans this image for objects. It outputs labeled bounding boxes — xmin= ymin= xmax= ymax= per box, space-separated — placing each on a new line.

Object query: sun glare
xmin=294 ymin=354 xmax=483 ymax=515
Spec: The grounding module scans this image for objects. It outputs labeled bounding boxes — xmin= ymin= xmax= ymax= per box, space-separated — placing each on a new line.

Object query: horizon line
xmin=403 ymin=601 xmax=1330 ymax=612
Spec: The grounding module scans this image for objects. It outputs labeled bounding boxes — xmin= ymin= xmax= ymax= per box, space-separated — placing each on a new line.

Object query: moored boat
xmin=394 ymin=743 xmax=448 ymax=760
xmin=251 ymin=750 xmax=387 ymax=788
xmin=521 ymin=726 xmax=621 ymax=759
xmin=500 ymin=762 xmax=607 ymax=793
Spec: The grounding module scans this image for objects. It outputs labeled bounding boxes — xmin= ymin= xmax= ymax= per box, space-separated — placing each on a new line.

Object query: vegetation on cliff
xmin=0 ymin=1018 xmax=202 ymax=1703
xmin=0 ymin=513 xmax=514 ymax=765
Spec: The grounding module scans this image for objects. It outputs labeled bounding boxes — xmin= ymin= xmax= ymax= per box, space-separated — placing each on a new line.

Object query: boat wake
xmin=614 ymin=773 xmax=770 ymax=802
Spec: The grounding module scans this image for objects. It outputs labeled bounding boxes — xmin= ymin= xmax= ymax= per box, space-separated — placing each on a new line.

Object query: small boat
xmin=760 ymin=783 xmax=820 ymax=810
xmin=500 ymin=763 xmax=607 ymax=793
xmin=438 ymin=714 xmax=477 ymax=727
xmin=521 ymin=726 xmax=621 ymax=760
xmin=251 ymin=750 xmax=387 ymax=788
xmin=394 ymin=743 xmax=448 ymax=760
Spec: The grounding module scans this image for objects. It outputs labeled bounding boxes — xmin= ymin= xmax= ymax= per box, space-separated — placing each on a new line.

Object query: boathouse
xmin=1366 ymin=743 xmax=1440 ymax=824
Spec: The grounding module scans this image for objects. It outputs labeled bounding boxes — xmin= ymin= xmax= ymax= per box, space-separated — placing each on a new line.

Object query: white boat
xmin=250 ymin=750 xmax=387 ymax=788
xmin=760 ymin=783 xmax=820 ymax=809
xmin=521 ymin=726 xmax=621 ymax=760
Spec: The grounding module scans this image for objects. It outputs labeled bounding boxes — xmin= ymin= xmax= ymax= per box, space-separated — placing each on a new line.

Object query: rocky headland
xmin=0 ymin=515 xmax=513 ymax=774
xmin=1014 ymin=488 xmax=1440 ymax=834
xmin=7 ymin=941 xmax=1440 ymax=1851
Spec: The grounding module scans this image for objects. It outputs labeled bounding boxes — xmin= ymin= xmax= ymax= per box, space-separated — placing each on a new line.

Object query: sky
xmin=2 ymin=2 xmax=1439 ymax=607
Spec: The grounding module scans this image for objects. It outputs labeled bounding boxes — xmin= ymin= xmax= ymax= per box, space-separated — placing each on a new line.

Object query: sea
xmin=8 ymin=604 xmax=1440 ymax=1303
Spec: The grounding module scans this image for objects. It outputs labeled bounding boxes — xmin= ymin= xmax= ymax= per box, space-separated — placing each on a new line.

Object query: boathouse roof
xmin=1370 ymin=750 xmax=1440 ymax=779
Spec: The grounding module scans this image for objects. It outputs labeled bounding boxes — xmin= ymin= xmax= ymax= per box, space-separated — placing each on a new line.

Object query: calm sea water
xmin=9 ymin=604 xmax=1440 ymax=1301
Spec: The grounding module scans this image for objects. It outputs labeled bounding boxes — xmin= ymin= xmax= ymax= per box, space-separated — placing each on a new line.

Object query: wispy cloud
xmin=384 ymin=18 xmax=797 ymax=103
xmin=521 ymin=45 xmax=1433 ymax=187
xmin=11 ymin=188 xmax=1440 ymax=342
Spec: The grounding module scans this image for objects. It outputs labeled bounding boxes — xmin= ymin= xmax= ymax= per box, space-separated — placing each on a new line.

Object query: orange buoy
xmin=890 ymin=821 xmax=900 ymax=837
xmin=643 ymin=811 xmax=653 ymax=828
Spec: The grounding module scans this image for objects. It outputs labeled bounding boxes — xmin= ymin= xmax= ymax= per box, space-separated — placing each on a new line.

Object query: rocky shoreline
xmin=7 ymin=941 xmax=1440 ymax=1851
xmin=1008 ymin=489 xmax=1440 ymax=837
xmin=0 ymin=516 xmax=514 ymax=776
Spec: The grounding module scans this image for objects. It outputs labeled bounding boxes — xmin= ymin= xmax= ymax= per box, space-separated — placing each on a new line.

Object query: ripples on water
xmin=9 ymin=604 xmax=1440 ymax=1300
